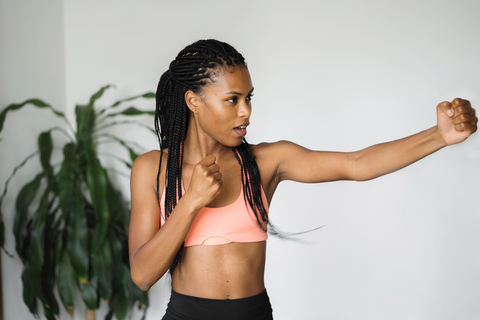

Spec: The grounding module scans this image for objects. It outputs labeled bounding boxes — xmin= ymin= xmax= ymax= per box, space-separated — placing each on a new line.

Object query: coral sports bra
xmin=159 ymin=183 xmax=268 ymax=247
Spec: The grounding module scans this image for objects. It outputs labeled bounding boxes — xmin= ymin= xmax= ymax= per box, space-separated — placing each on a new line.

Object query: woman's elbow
xmin=131 ymin=270 xmax=154 ymax=291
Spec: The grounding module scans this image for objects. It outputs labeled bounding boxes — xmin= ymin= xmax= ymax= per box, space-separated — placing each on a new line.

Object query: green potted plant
xmin=0 ymin=85 xmax=155 ymax=320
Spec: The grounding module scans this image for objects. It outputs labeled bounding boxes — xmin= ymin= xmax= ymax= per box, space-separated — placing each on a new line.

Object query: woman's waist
xmin=171 ymin=241 xmax=266 ymax=299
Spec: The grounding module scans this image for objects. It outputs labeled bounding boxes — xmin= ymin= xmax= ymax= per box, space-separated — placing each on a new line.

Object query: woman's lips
xmin=234 ymin=125 xmax=247 ymax=137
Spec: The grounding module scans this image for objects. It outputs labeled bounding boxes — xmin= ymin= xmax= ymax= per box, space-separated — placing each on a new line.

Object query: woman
xmin=128 ymin=39 xmax=477 ymax=320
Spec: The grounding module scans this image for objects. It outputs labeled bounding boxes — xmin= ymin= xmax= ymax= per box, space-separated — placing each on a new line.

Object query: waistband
xmin=162 ymin=289 xmax=273 ymax=320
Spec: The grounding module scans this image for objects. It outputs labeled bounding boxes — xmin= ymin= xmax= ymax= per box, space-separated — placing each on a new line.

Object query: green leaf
xmin=41 ymin=207 xmax=61 ymax=320
xmin=57 ymin=143 xmax=77 ymax=215
xmin=25 ymin=257 xmax=43 ymax=306
xmin=75 ymin=104 xmax=95 ymax=141
xmin=67 ymin=189 xmax=89 ymax=283
xmin=79 ymin=264 xmax=98 ymax=310
xmin=0 ymin=149 xmax=40 ymax=252
xmin=95 ymin=119 xmax=156 ymax=137
xmin=106 ymin=106 xmax=155 ymax=118
xmin=128 ymin=271 xmax=149 ymax=311
xmin=28 ymin=186 xmax=50 ymax=278
xmin=0 ymin=98 xmax=66 ymax=135
xmin=106 ymin=228 xmax=130 ymax=319
xmin=99 ymin=134 xmax=140 ymax=163
xmin=113 ymin=265 xmax=130 ymax=320
xmin=114 ymin=285 xmax=129 ymax=320
xmin=42 ymin=301 xmax=57 ymax=320
xmin=13 ymin=172 xmax=45 ymax=261
xmin=85 ymin=141 xmax=109 ymax=251
xmin=88 ymin=85 xmax=112 ymax=108
xmin=57 ymin=250 xmax=76 ymax=317
xmin=98 ymin=91 xmax=155 ymax=116
xmin=106 ymin=182 xmax=129 ymax=229
xmin=25 ymin=190 xmax=60 ymax=320
xmin=38 ymin=130 xmax=58 ymax=195
xmin=76 ymin=85 xmax=112 ymax=142
xmin=79 ymin=284 xmax=97 ymax=311
xmin=38 ymin=131 xmax=53 ymax=172
xmin=108 ymin=229 xmax=124 ymax=264
xmin=21 ymin=267 xmax=38 ymax=316
xmin=92 ymin=237 xmax=113 ymax=301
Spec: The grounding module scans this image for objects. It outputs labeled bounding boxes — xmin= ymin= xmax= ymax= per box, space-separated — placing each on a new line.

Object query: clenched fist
xmin=437 ymin=98 xmax=477 ymax=145
xmin=184 ymin=155 xmax=223 ymax=210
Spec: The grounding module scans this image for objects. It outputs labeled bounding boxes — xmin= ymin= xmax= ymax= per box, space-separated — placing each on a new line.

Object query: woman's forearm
xmin=352 ymin=126 xmax=446 ymax=181
xmin=130 ymin=196 xmax=199 ymax=291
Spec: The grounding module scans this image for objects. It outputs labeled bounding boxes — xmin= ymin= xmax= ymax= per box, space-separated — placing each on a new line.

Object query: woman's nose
xmin=238 ymin=102 xmax=251 ymax=118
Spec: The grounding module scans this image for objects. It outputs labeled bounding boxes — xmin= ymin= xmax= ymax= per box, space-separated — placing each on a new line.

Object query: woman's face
xmin=192 ymin=65 xmax=254 ymax=147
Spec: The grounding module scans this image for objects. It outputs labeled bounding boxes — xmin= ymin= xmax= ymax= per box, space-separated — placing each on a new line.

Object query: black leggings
xmin=161 ymin=289 xmax=274 ymax=320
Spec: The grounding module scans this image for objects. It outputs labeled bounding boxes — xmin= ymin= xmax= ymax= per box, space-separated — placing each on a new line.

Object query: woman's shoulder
xmin=131 ymin=149 xmax=168 ymax=175
xmin=131 ymin=149 xmax=169 ymax=192
xmin=249 ymin=140 xmax=295 ymax=158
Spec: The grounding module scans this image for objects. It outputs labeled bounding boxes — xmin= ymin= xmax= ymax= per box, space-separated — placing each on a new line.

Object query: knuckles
xmin=452 ymin=98 xmax=463 ymax=105
xmin=438 ymin=101 xmax=449 ymax=109
xmin=194 ymin=163 xmax=208 ymax=176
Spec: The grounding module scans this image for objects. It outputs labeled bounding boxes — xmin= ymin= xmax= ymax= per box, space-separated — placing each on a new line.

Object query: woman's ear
xmin=185 ymin=90 xmax=201 ymax=113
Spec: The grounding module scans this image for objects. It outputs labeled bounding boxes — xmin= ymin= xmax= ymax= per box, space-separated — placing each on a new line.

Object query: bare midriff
xmin=171 ymin=241 xmax=266 ymax=299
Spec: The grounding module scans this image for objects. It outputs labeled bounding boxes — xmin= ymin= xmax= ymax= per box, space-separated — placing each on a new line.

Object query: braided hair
xmin=155 ymin=39 xmax=271 ymax=273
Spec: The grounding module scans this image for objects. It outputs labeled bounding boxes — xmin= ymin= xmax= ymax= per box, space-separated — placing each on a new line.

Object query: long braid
xmin=155 ymin=39 xmax=271 ymax=273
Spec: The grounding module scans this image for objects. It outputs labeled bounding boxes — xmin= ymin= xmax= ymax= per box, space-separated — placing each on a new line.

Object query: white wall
xmin=2 ymin=0 xmax=480 ymax=319
xmin=0 ymin=0 xmax=67 ymax=319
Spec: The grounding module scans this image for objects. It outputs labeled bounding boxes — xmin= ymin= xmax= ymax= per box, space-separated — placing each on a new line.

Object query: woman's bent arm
xmin=128 ymin=151 xmax=197 ymax=290
xmin=128 ymin=152 xmax=222 ymax=291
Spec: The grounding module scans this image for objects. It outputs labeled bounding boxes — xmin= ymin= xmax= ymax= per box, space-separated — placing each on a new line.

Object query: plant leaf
xmin=28 ymin=186 xmax=50 ymax=278
xmin=13 ymin=172 xmax=45 ymax=261
xmin=88 ymin=85 xmax=112 ymax=108
xmin=57 ymin=143 xmax=77 ymax=215
xmin=0 ymin=98 xmax=66 ymax=135
xmin=98 ymin=91 xmax=155 ymax=116
xmin=106 ymin=106 xmax=155 ymax=118
xmin=79 ymin=263 xmax=98 ymax=311
xmin=107 ymin=226 xmax=130 ymax=320
xmin=38 ymin=130 xmax=58 ymax=195
xmin=106 ymin=182 xmax=129 ymax=229
xmin=76 ymin=85 xmax=111 ymax=142
xmin=0 ymin=150 xmax=39 ymax=253
xmin=108 ymin=228 xmax=124 ymax=264
xmin=21 ymin=267 xmax=38 ymax=316
xmin=67 ymin=188 xmax=89 ymax=283
xmin=99 ymin=134 xmax=140 ymax=163
xmin=95 ymin=119 xmax=156 ymax=137
xmin=75 ymin=103 xmax=96 ymax=141
xmin=38 ymin=131 xmax=53 ymax=172
xmin=41 ymin=205 xmax=61 ymax=320
xmin=113 ymin=265 xmax=130 ymax=320
xmin=92 ymin=237 xmax=113 ymax=301
xmin=56 ymin=232 xmax=77 ymax=318
xmin=128 ymin=270 xmax=149 ymax=312
xmin=85 ymin=141 xmax=109 ymax=251
xmin=26 ymin=189 xmax=59 ymax=320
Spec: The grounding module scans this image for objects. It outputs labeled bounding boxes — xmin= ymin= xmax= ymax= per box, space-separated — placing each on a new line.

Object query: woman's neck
xmin=183 ymin=118 xmax=232 ymax=164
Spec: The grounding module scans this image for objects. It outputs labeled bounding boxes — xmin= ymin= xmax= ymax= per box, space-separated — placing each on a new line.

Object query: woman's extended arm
xmin=261 ymin=98 xmax=477 ymax=184
xmin=129 ymin=152 xmax=222 ymax=291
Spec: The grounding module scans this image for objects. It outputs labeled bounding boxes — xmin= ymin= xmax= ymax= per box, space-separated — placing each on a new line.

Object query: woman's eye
xmin=246 ymin=94 xmax=254 ymax=102
xmin=227 ymin=97 xmax=238 ymax=103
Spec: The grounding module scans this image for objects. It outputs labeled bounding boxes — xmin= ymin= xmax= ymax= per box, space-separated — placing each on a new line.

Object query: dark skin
xmin=129 ymin=65 xmax=477 ymax=298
